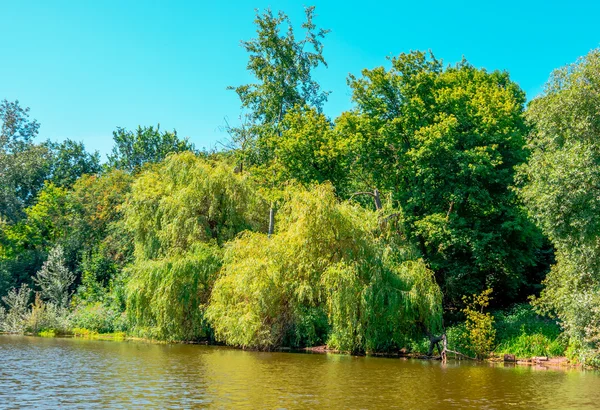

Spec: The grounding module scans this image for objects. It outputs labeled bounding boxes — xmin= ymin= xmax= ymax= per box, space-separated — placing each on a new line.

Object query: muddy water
xmin=1 ymin=335 xmax=599 ymax=409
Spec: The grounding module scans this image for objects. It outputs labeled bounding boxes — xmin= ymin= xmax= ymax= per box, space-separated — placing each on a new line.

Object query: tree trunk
xmin=373 ymin=189 xmax=382 ymax=211
xmin=268 ymin=205 xmax=275 ymax=238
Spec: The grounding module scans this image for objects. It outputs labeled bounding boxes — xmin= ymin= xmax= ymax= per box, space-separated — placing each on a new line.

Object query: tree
xmin=124 ymin=152 xmax=266 ymax=259
xmin=340 ymin=51 xmax=544 ymax=307
xmin=206 ymin=184 xmax=442 ymax=352
xmin=34 ymin=245 xmax=75 ymax=308
xmin=123 ymin=152 xmax=267 ymax=340
xmin=228 ymin=6 xmax=330 ymax=168
xmin=108 ymin=125 xmax=194 ymax=172
xmin=47 ymin=139 xmax=101 ymax=188
xmin=519 ymin=48 xmax=600 ymax=364
xmin=0 ymin=100 xmax=51 ymax=222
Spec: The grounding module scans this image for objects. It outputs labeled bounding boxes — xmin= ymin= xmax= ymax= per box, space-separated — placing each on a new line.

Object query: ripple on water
xmin=1 ymin=335 xmax=599 ymax=409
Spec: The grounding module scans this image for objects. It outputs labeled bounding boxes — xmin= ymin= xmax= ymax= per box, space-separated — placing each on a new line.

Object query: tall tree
xmin=340 ymin=52 xmax=544 ymax=307
xmin=519 ymin=48 xmax=600 ymax=363
xmin=47 ymin=139 xmax=101 ymax=188
xmin=34 ymin=245 xmax=75 ymax=308
xmin=0 ymin=100 xmax=51 ymax=222
xmin=228 ymin=6 xmax=330 ymax=168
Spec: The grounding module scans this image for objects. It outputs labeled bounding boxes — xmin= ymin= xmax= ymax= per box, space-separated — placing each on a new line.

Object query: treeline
xmin=1 ymin=7 xmax=599 ymax=363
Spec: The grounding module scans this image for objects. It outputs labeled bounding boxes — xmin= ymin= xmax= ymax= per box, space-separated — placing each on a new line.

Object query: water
xmin=1 ymin=335 xmax=599 ymax=409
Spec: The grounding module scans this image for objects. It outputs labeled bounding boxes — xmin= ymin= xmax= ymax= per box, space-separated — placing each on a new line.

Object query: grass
xmin=492 ymin=304 xmax=566 ymax=358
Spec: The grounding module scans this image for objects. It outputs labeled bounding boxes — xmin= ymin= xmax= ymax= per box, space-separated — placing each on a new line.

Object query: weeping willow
xmin=124 ymin=152 xmax=264 ymax=340
xmin=126 ymin=243 xmax=222 ymax=341
xmin=206 ymin=184 xmax=442 ymax=352
xmin=124 ymin=151 xmax=266 ymax=259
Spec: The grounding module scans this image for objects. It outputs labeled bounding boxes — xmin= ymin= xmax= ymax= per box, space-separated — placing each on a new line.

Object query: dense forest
xmin=1 ymin=7 xmax=599 ymax=365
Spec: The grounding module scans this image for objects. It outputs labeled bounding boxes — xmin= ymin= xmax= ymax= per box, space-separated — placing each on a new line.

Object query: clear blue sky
xmin=2 ymin=0 xmax=599 ymax=157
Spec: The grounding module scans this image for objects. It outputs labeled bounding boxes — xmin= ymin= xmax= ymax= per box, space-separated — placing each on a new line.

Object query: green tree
xmin=518 ymin=48 xmax=600 ymax=364
xmin=108 ymin=125 xmax=194 ymax=172
xmin=47 ymin=139 xmax=101 ymax=188
xmin=206 ymin=184 xmax=442 ymax=352
xmin=228 ymin=6 xmax=329 ymax=168
xmin=124 ymin=152 xmax=266 ymax=339
xmin=341 ymin=51 xmax=544 ymax=307
xmin=0 ymin=100 xmax=51 ymax=222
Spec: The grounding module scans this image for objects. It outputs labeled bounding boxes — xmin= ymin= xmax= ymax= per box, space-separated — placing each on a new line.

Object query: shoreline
xmin=3 ymin=333 xmax=581 ymax=370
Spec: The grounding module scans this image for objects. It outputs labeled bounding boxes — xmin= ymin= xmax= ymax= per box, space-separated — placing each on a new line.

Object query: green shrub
xmin=493 ymin=304 xmax=566 ymax=358
xmin=70 ymin=302 xmax=126 ymax=334
xmin=462 ymin=288 xmax=495 ymax=359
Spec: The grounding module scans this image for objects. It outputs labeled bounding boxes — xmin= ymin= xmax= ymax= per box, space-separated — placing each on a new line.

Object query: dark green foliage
xmin=519 ymin=48 xmax=600 ymax=364
xmin=341 ymin=51 xmax=544 ymax=307
xmin=47 ymin=139 xmax=101 ymax=188
xmin=108 ymin=125 xmax=194 ymax=172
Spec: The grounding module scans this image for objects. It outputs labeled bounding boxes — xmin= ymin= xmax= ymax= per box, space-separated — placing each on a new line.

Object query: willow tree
xmin=340 ymin=51 xmax=544 ymax=307
xmin=519 ymin=49 xmax=600 ymax=364
xmin=124 ymin=152 xmax=266 ymax=340
xmin=206 ymin=184 xmax=442 ymax=352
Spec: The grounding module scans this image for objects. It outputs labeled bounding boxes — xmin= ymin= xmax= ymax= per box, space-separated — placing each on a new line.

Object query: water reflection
xmin=1 ymin=335 xmax=598 ymax=409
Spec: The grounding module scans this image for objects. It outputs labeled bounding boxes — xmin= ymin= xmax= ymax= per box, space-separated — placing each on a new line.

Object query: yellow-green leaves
xmin=206 ymin=184 xmax=443 ymax=352
xmin=462 ymin=288 xmax=495 ymax=359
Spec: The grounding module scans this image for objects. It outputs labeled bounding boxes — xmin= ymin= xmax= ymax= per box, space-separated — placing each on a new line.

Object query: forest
xmin=1 ymin=7 xmax=599 ymax=365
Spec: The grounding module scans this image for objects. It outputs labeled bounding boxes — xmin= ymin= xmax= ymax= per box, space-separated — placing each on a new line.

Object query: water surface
xmin=1 ymin=335 xmax=598 ymax=409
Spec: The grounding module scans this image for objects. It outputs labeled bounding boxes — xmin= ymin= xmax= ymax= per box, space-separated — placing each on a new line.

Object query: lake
xmin=1 ymin=335 xmax=599 ymax=409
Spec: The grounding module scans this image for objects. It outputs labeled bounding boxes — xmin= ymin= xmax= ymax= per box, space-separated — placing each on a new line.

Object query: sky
xmin=1 ymin=0 xmax=599 ymax=158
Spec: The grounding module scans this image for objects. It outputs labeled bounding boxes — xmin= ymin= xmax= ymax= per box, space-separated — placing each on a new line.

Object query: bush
xmin=0 ymin=284 xmax=32 ymax=333
xmin=27 ymin=294 xmax=71 ymax=335
xmin=70 ymin=302 xmax=126 ymax=334
xmin=462 ymin=288 xmax=495 ymax=359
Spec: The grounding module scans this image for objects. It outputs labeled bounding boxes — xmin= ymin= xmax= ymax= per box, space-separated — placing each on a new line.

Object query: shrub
xmin=0 ymin=284 xmax=32 ymax=333
xmin=462 ymin=288 xmax=495 ymax=359
xmin=70 ymin=302 xmax=126 ymax=334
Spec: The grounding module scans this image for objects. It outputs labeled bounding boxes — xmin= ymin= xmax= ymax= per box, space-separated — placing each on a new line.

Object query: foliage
xmin=518 ymin=48 xmax=600 ymax=365
xmin=0 ymin=284 xmax=32 ymax=333
xmin=70 ymin=302 xmax=126 ymax=334
xmin=126 ymin=244 xmax=222 ymax=341
xmin=341 ymin=51 xmax=544 ymax=306
xmin=206 ymin=184 xmax=442 ymax=352
xmin=462 ymin=288 xmax=495 ymax=359
xmin=27 ymin=293 xmax=72 ymax=335
xmin=108 ymin=125 xmax=194 ymax=172
xmin=228 ymin=6 xmax=329 ymax=167
xmin=34 ymin=245 xmax=75 ymax=308
xmin=124 ymin=151 xmax=266 ymax=258
xmin=0 ymin=100 xmax=51 ymax=223
xmin=47 ymin=139 xmax=101 ymax=188
xmin=493 ymin=304 xmax=565 ymax=358
xmin=274 ymin=107 xmax=352 ymax=194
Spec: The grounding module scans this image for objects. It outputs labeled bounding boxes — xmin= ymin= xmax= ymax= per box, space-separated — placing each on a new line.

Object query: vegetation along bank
xmin=1 ymin=6 xmax=599 ymax=367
